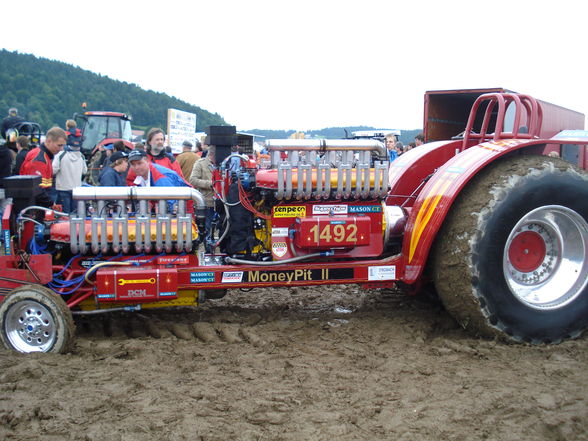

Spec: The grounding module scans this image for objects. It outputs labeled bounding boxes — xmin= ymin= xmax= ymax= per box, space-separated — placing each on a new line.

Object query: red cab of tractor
xmin=74 ymin=111 xmax=135 ymax=185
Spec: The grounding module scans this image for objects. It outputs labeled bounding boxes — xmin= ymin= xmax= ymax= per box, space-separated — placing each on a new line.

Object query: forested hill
xmin=0 ymin=49 xmax=226 ymax=131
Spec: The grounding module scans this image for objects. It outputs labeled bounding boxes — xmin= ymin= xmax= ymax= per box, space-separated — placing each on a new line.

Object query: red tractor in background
xmin=0 ymin=89 xmax=587 ymax=353
xmin=74 ymin=111 xmax=135 ymax=185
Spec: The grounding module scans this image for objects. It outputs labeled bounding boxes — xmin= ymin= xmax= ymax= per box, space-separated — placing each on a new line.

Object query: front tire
xmin=0 ymin=285 xmax=75 ymax=353
xmin=433 ymin=155 xmax=588 ymax=343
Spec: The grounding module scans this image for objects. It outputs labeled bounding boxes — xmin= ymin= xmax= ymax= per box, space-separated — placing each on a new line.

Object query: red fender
xmin=386 ymin=139 xmax=463 ymax=208
xmin=399 ymin=138 xmax=539 ymax=284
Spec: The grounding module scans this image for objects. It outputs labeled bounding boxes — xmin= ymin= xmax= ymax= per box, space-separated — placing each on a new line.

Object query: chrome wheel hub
xmin=5 ymin=300 xmax=56 ymax=353
xmin=503 ymin=205 xmax=588 ymax=310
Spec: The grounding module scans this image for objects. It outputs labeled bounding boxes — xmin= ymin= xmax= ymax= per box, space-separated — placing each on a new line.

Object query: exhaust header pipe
xmin=265 ymin=138 xmax=387 ymax=161
xmin=72 ymin=186 xmax=206 ymax=215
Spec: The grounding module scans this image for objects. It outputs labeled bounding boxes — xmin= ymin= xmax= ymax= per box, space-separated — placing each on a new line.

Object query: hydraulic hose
xmin=83 ymin=261 xmax=133 ymax=285
xmin=226 ymin=251 xmax=333 ymax=266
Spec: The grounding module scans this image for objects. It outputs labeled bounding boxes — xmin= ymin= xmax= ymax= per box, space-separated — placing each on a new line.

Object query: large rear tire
xmin=0 ymin=285 xmax=75 ymax=353
xmin=433 ymin=155 xmax=588 ymax=343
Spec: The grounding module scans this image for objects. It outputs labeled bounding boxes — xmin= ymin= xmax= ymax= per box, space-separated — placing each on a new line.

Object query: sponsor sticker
xmin=2 ymin=230 xmax=11 ymax=255
xmin=221 ymin=271 xmax=244 ymax=283
xmin=368 ymin=265 xmax=396 ymax=281
xmin=97 ymin=294 xmax=116 ymax=299
xmin=271 ymin=227 xmax=289 ymax=238
xmin=124 ymin=289 xmax=149 ymax=298
xmin=159 ymin=291 xmax=177 ymax=297
xmin=273 ymin=206 xmax=306 ymax=218
xmin=246 ymin=268 xmax=353 ymax=283
xmin=158 ymin=255 xmax=190 ymax=265
xmin=190 ymin=271 xmax=215 ymax=283
xmin=349 ymin=205 xmax=382 ymax=213
xmin=79 ymin=259 xmax=106 ymax=269
xmin=118 ymin=278 xmax=156 ymax=286
xmin=272 ymin=242 xmax=288 ymax=258
xmin=312 ymin=204 xmax=348 ymax=215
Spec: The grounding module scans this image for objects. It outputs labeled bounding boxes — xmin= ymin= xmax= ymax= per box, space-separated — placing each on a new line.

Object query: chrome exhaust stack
xmin=70 ymin=187 xmax=206 ymax=255
xmin=265 ymin=139 xmax=389 ymax=200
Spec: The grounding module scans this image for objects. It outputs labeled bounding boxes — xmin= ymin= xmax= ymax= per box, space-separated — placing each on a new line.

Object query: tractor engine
xmin=9 ymin=139 xmax=407 ymax=264
xmin=223 ymin=139 xmax=407 ymax=262
xmin=10 ymin=186 xmax=208 ymax=261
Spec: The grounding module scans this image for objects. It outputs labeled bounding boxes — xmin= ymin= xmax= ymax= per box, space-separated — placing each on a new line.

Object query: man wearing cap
xmin=90 ymin=142 xmax=114 ymax=174
xmin=176 ymin=140 xmax=200 ymax=179
xmin=99 ymin=151 xmax=128 ymax=187
xmin=1 ymin=108 xmax=25 ymax=140
xmin=126 ymin=128 xmax=185 ymax=186
xmin=128 ymin=149 xmax=191 ymax=211
xmin=128 ymin=150 xmax=190 ymax=188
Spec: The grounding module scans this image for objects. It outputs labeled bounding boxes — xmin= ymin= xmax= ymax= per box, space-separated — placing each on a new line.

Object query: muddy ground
xmin=1 ymin=285 xmax=587 ymax=441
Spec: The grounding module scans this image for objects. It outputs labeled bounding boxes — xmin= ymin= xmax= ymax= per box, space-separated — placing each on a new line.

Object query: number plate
xmin=294 ymin=216 xmax=372 ymax=249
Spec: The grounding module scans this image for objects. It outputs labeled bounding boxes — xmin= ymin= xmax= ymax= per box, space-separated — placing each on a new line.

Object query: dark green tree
xmin=0 ymin=49 xmax=227 ymax=133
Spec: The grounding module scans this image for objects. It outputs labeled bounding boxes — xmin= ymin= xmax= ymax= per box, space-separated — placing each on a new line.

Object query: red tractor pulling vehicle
xmin=0 ymin=89 xmax=587 ymax=353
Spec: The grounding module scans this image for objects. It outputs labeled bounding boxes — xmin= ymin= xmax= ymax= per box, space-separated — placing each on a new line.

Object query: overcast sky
xmin=2 ymin=0 xmax=586 ymax=132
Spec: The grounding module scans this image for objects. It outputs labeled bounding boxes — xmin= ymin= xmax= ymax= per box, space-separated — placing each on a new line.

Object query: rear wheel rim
xmin=503 ymin=205 xmax=588 ymax=310
xmin=4 ymin=300 xmax=56 ymax=353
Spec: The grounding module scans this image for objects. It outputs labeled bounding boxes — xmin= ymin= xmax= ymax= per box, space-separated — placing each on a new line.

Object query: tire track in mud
xmin=71 ymin=285 xmax=446 ymax=352
xmin=73 ymin=309 xmax=268 ymax=346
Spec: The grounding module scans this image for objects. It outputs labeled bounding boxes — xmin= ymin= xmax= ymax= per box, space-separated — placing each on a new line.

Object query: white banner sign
xmin=167 ymin=108 xmax=197 ymax=154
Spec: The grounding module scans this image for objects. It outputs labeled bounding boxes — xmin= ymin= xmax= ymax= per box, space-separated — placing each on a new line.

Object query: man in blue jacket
xmin=128 ymin=149 xmax=191 ymax=212
xmin=128 ymin=150 xmax=189 ymax=188
xmin=99 ymin=151 xmax=128 ymax=186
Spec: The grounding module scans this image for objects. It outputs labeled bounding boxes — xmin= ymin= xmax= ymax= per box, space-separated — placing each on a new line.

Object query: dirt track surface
xmin=1 ymin=285 xmax=587 ymax=441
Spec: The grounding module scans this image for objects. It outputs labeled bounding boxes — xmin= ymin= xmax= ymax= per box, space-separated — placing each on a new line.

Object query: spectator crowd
xmin=1 ymin=105 xmax=425 ymax=234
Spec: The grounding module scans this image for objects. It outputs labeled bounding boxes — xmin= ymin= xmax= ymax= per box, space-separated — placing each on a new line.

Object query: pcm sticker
xmin=272 ymin=242 xmax=288 ymax=258
xmin=368 ymin=265 xmax=396 ymax=281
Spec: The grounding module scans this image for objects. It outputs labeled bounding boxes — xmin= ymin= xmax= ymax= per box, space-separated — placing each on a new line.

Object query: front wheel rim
xmin=4 ymin=300 xmax=57 ymax=353
xmin=503 ymin=205 xmax=588 ymax=310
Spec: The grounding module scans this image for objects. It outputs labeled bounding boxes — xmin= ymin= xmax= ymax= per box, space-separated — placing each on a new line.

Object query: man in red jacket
xmin=126 ymin=128 xmax=185 ymax=185
xmin=20 ymin=127 xmax=67 ymax=208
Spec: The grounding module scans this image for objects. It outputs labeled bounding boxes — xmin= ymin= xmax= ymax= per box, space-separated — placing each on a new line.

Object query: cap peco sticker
xmin=273 ymin=206 xmax=306 ymax=218
xmin=221 ymin=271 xmax=244 ymax=283
xmin=368 ymin=265 xmax=396 ymax=281
xmin=272 ymin=242 xmax=288 ymax=258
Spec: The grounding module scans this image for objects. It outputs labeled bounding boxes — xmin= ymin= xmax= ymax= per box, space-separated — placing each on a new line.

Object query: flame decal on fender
xmin=407 ymin=148 xmax=490 ymax=263
xmin=408 ymin=176 xmax=453 ymax=263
